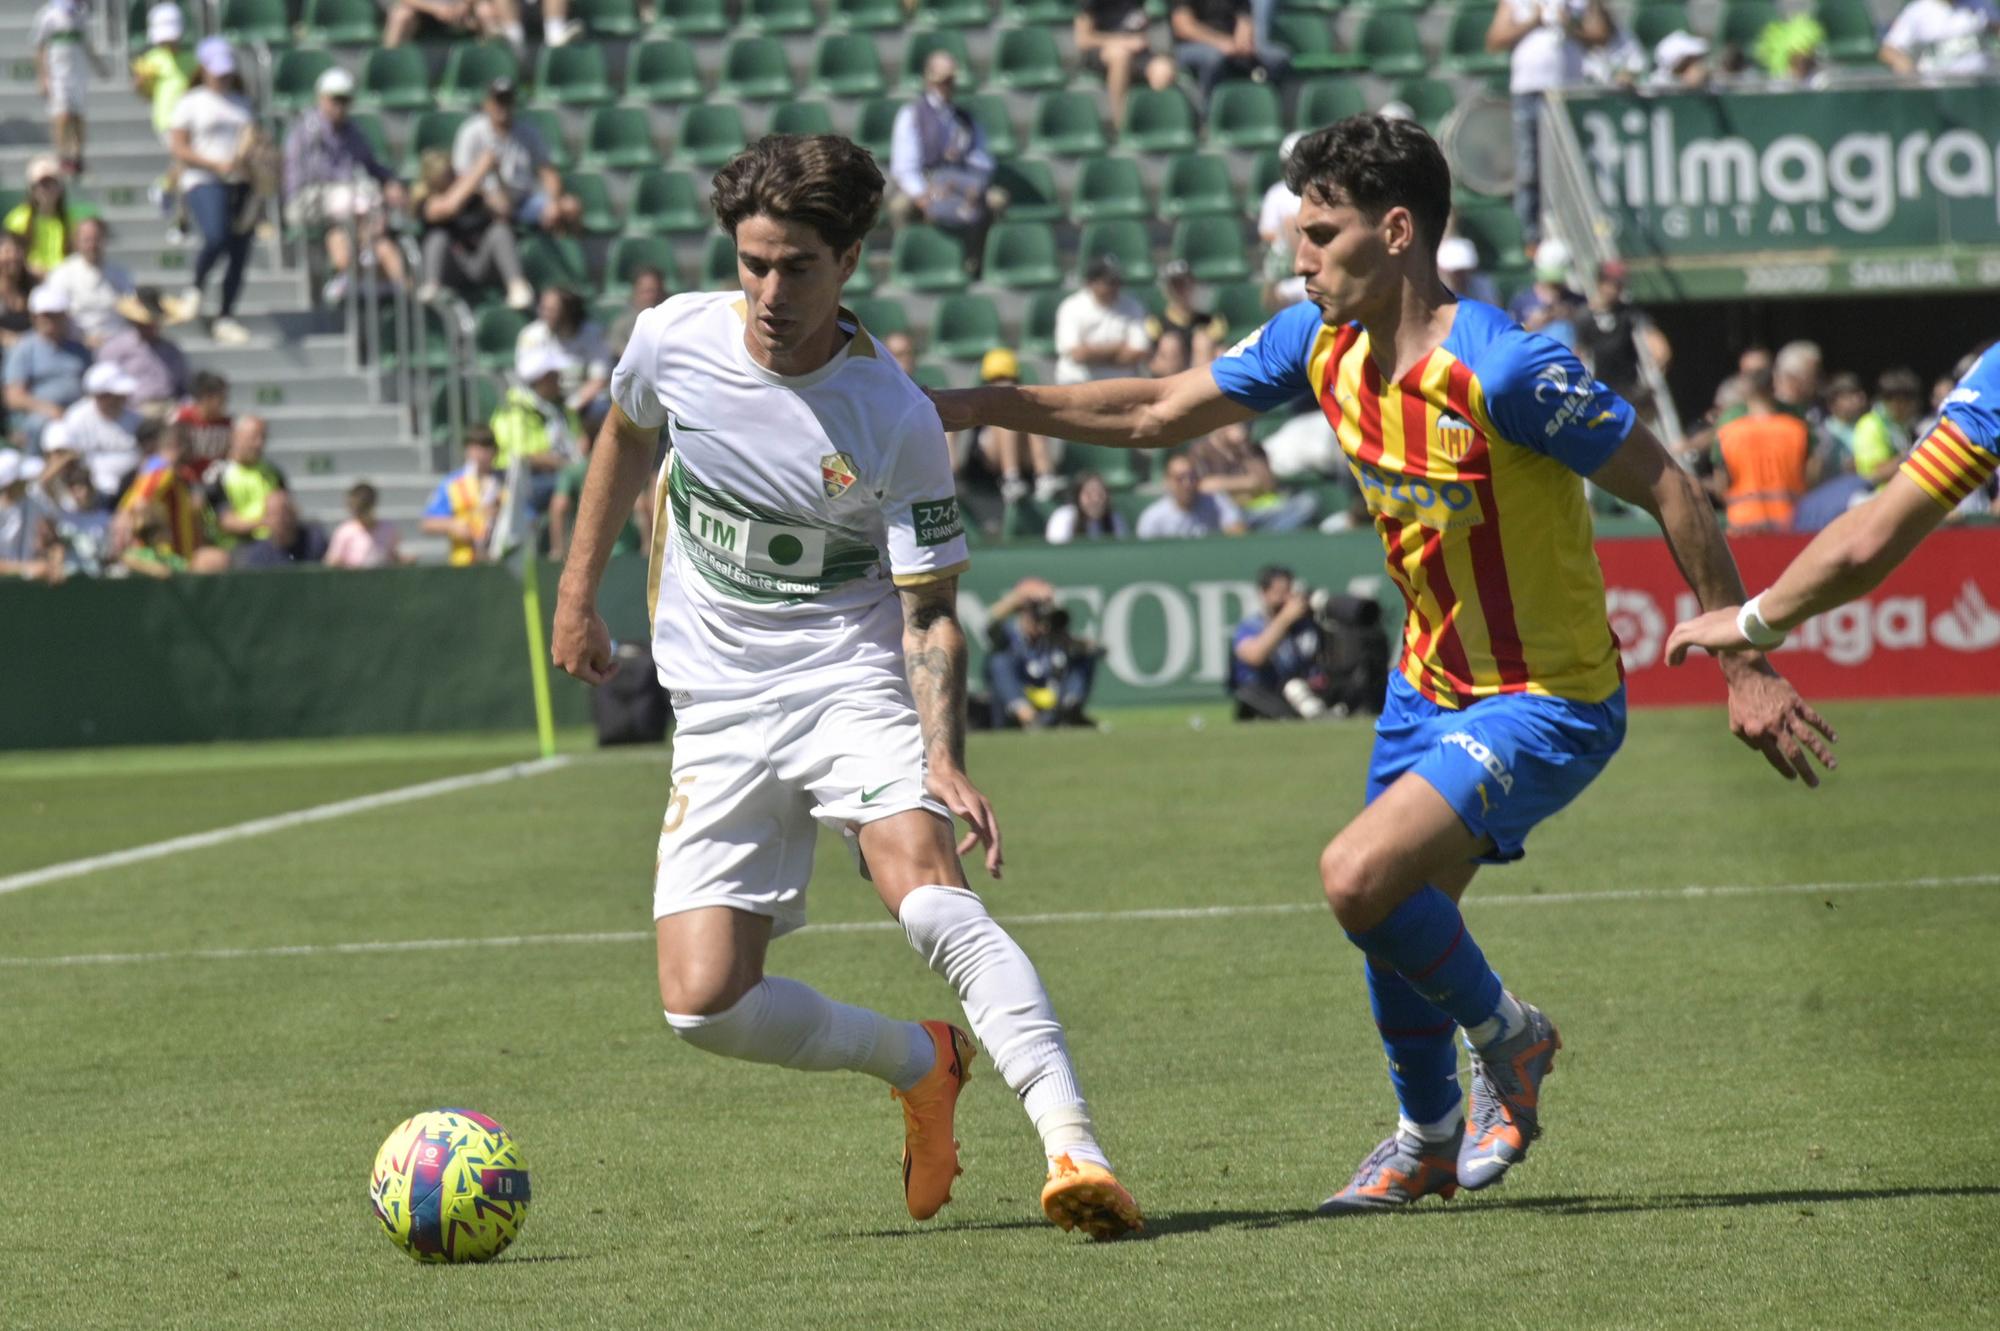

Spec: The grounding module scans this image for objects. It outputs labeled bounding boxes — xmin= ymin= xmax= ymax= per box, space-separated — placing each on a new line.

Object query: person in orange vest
xmin=1711 ymin=368 xmax=1818 ymax=533
xmin=421 ymin=425 xmax=501 ymax=566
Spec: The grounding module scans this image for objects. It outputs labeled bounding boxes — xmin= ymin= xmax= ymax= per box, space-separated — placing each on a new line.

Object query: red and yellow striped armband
xmin=1900 ymin=419 xmax=1999 ymax=510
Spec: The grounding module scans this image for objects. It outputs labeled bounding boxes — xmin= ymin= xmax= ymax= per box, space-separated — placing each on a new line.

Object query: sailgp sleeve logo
xmin=1532 ymin=363 xmax=1611 ymax=438
xmin=912 ymin=498 xmax=964 ymax=547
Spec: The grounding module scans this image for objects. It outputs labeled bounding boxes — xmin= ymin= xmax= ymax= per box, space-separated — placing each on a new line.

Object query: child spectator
xmin=36 ymin=448 xmax=112 ymax=574
xmin=117 ymin=498 xmax=188 ymax=578
xmin=117 ymin=419 xmax=208 ymax=556
xmin=33 ymin=0 xmax=108 ymax=176
xmin=132 ymin=4 xmax=197 ymax=237
xmin=171 ymin=370 xmax=233 ymax=476
xmin=325 ymin=481 xmax=409 ymax=567
xmin=423 ymin=426 xmax=503 ymax=566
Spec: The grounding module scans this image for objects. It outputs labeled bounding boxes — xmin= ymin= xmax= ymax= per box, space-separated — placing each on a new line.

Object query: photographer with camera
xmin=983 ymin=576 xmax=1101 ymax=729
xmin=1231 ymin=564 xmax=1330 ymax=720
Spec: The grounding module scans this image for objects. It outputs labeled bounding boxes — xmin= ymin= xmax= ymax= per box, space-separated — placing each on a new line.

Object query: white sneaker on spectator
xmin=546 ymin=17 xmax=580 ymax=45
xmin=1034 ymin=472 xmax=1067 ymax=504
xmin=415 ymin=282 xmax=442 ymax=305
xmin=1000 ymin=474 xmax=1030 ymax=504
xmin=505 ymin=279 xmax=535 ymax=310
xmin=212 ymin=317 xmax=251 ymax=346
xmin=169 ymin=285 xmax=203 ymax=325
xmin=320 ymin=273 xmax=350 ymax=306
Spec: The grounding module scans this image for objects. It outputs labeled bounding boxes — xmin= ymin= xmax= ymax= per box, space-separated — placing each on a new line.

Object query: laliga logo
xmin=1933 ymin=580 xmax=2000 ymax=652
xmin=1605 ymin=588 xmax=1666 ymax=669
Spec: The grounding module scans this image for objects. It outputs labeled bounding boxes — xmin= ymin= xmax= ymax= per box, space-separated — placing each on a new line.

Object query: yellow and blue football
xmin=369 ymin=1109 xmax=530 ymax=1263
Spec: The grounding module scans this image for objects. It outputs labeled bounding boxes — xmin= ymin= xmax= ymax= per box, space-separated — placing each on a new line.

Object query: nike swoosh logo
xmin=669 ymin=411 xmax=714 ymax=433
xmin=860 ymin=783 xmax=894 ymax=804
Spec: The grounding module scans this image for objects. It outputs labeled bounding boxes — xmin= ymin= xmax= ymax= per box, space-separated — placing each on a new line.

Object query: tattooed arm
xmin=901 ymin=576 xmax=1003 ymax=878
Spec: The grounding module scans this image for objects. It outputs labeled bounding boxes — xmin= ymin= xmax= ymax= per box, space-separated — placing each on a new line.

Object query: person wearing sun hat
xmin=98 ymin=288 xmax=192 ymax=419
xmin=284 ymin=66 xmax=410 ymax=305
xmin=490 ymin=343 xmax=582 ymax=512
xmin=57 ymin=361 xmax=145 ymax=497
xmin=168 ymin=37 xmax=259 ymax=344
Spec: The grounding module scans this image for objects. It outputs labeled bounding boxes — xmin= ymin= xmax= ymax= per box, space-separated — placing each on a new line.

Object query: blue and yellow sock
xmin=1364 ymin=955 xmax=1461 ymax=1137
xmin=1348 ymin=886 xmax=1506 ymax=1037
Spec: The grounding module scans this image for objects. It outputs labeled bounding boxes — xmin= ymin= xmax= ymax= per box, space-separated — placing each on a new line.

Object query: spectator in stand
xmin=171 ymin=369 xmax=232 ymax=475
xmin=383 ymin=0 xmax=526 ymax=51
xmin=97 ymin=288 xmax=190 ymax=421
xmin=0 ymin=449 xmax=62 ymax=583
xmin=1820 ymin=371 xmax=1869 ymax=472
xmin=1574 ymin=260 xmax=1669 ymax=412
xmin=1258 ymin=132 xmax=1304 ymax=290
xmin=56 ymin=363 xmax=145 ymax=497
xmin=231 ymin=490 xmax=327 ymax=568
xmin=132 ymin=4 xmax=197 ymax=238
xmin=1710 ymin=368 xmax=1816 ymax=533
xmin=411 ymin=148 xmax=535 ymax=310
xmin=169 ymin=38 xmax=259 ymax=345
xmin=1056 ymin=255 xmax=1152 ymax=387
xmin=208 ymin=415 xmax=286 ymax=545
xmin=888 ymin=52 xmax=1002 ymax=268
xmin=5 ymin=285 xmax=90 ymax=452
xmin=1437 ymin=235 xmax=1501 ymax=305
xmin=1076 ymin=0 xmax=1180 ymax=126
xmin=1772 ymin=340 xmax=1825 ymax=428
xmin=882 ymin=330 xmax=921 ymax=379
xmin=1651 ymin=30 xmax=1713 ymax=88
xmin=116 ymin=419 xmax=208 ymax=557
xmin=981 ymin=577 xmax=1101 ymax=729
xmin=32 ymin=0 xmax=107 ymax=177
xmin=607 ymin=266 xmax=668 ymax=363
xmin=1044 ymin=470 xmax=1130 ymax=544
xmin=1231 ymin=564 xmax=1328 ymax=721
xmin=0 ymin=233 xmax=35 ymax=350
xmin=1189 ymin=434 xmax=1319 ymax=531
xmin=964 ymin=347 xmax=1063 ymax=504
xmin=492 ymin=344 xmax=583 ymax=511
xmin=41 ymin=219 xmax=134 ymax=348
xmin=1880 ymin=0 xmax=1998 ymax=77
xmin=325 ymin=482 xmax=410 ymax=568
xmin=452 ymin=78 xmax=582 ymax=236
xmin=117 ymin=499 xmax=190 ymax=577
xmin=1170 ymin=0 xmax=1291 ymax=110
xmin=36 ymin=447 xmax=113 ymax=574
xmin=542 ymin=0 xmax=581 ymax=47
xmin=548 ymin=428 xmax=645 ymax=562
xmin=423 ymin=425 xmax=503 ymax=566
xmin=516 ymin=286 xmax=612 ymax=426
xmin=1137 ymin=452 xmax=1246 ymax=538
xmin=1752 ymin=8 xmax=1828 ymax=82
xmin=1147 ymin=260 xmax=1228 ymax=377
xmin=6 ymin=156 xmax=96 ymax=278
xmin=1488 ymin=0 xmax=1612 ymax=247
xmin=284 ymin=67 xmax=409 ymax=306
xmin=1506 ymin=238 xmax=1584 ymax=345
xmin=1851 ymin=366 xmax=1927 ymax=485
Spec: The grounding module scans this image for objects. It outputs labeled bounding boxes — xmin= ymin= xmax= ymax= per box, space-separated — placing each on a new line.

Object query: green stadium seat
xmin=630 ymin=169 xmax=709 ymax=234
xmin=890 ymin=225 xmax=970 ymax=292
xmin=535 ymin=42 xmax=617 ymax=107
xmin=438 ymin=42 xmax=521 ymax=109
xmin=582 ymin=106 xmax=659 ymax=170
xmin=963 ymin=93 xmax=1020 ymax=156
xmin=474 ymin=304 xmax=530 ymax=372
xmin=1172 ymin=216 xmax=1250 ymax=282
xmin=744 ymin=0 xmax=818 ymax=34
xmin=575 ymin=0 xmax=643 ymax=37
xmin=832 ymin=0 xmax=908 ymax=27
xmin=811 ymin=34 xmax=888 ymax=98
xmin=430 ymin=376 xmax=504 ymax=448
xmin=769 ymin=100 xmax=836 ymax=137
xmin=520 ymin=233 xmax=592 ymax=292
xmin=1442 ymin=5 xmax=1512 ymax=76
xmin=629 ymin=38 xmax=704 ymax=103
xmin=853 ymin=99 xmax=902 ymax=159
xmin=1295 ymin=77 xmax=1368 ymax=131
xmin=1071 ymin=156 xmax=1149 ymax=222
xmin=1816 ymin=0 xmax=1881 ymax=61
xmin=846 ymin=296 xmax=912 ymax=337
xmin=606 ymin=235 xmax=681 ymax=296
xmin=1355 ymin=11 xmax=1427 ymax=79
xmin=567 ymin=172 xmax=621 ymax=235
xmin=678 ymin=104 xmax=749 ymax=168
xmin=1451 ymin=198 xmax=1528 ymax=271
xmin=651 ymin=0 xmax=731 ymax=36
xmin=991 ymin=157 xmax=1062 ymax=222
xmin=917 ymin=0 xmax=995 ymax=26
xmin=1078 ymin=219 xmax=1155 ymax=283
xmin=1002 ymin=0 xmax=1073 ymax=22
xmin=379 ymin=302 xmax=455 ymax=374
xmin=1020 ymin=287 xmax=1062 ymax=355
xmin=359 ymin=46 xmax=430 ymax=112
xmin=900 ymin=30 xmax=980 ymax=91
xmin=1250 ymin=146 xmax=1284 ymax=198
xmin=271 ymin=48 xmax=337 ymax=113
xmin=992 ymin=26 xmax=1066 ymax=91
xmin=720 ymin=37 xmax=798 ymax=101
xmin=1395 ymin=77 xmax=1460 ymax=131
xmin=519 ymin=108 xmax=574 ymax=170
xmin=1632 ymin=4 xmax=1685 ymax=50
xmin=301 ymin=0 xmax=380 ymax=45
xmin=702 ymin=235 xmax=740 ymax=289
xmin=908 ymin=361 xmax=954 ymax=390
xmin=1159 ymin=152 xmax=1238 ymax=220
xmin=982 ymin=220 xmax=1063 ymax=288
xmin=1207 ymin=81 xmax=1283 ymax=150
xmin=1030 ymin=91 xmax=1107 ymax=157
xmin=932 ymin=293 xmax=1004 ymax=360
xmin=845 ymin=257 xmax=879 ymax=296
xmin=219 ymin=0 xmax=291 ymax=47
xmin=1720 ymin=2 xmax=1780 ymax=50
xmin=402 ymin=111 xmax=466 ymax=174
xmin=1120 ymin=87 xmax=1198 ymax=153
xmin=1213 ymin=281 xmax=1267 ymax=339
xmin=1271 ymin=13 xmax=1360 ymax=74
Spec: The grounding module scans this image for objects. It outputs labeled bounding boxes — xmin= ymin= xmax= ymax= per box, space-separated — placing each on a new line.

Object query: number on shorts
xmin=661 ymin=775 xmax=698 ymax=834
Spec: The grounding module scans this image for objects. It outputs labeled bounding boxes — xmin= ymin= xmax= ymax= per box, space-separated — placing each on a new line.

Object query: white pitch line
xmin=0 ymin=756 xmax=574 ymax=898
xmin=4 ymin=872 xmax=1995 ymax=970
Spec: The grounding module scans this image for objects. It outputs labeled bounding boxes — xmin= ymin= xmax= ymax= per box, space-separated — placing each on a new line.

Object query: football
xmin=369 ymin=1109 xmax=531 ymax=1263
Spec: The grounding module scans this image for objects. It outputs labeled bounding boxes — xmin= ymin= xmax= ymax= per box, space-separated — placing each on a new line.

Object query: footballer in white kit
xmin=551 ymin=133 xmax=1142 ymax=1240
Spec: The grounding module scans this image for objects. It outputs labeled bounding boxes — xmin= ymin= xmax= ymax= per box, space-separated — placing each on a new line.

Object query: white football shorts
xmin=652 ymin=684 xmax=952 ymax=936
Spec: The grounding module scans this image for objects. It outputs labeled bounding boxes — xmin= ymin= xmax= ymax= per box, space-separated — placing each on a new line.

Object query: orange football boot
xmin=891 ymin=1021 xmax=975 ymax=1219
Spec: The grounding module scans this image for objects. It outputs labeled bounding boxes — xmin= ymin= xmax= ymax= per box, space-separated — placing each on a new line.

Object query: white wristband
xmin=1736 ymin=593 xmax=1787 ymax=650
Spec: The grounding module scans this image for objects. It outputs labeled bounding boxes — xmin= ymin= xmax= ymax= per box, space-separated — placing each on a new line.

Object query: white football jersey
xmin=611 ymin=291 xmax=971 ymax=708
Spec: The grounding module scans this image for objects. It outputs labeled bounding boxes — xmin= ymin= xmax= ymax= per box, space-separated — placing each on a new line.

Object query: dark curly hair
xmin=1285 ymin=115 xmax=1452 ymax=255
xmin=710 ymin=134 xmax=884 ymax=254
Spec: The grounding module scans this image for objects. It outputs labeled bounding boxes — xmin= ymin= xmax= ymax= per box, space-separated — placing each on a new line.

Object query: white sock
xmin=1398 ymin=1106 xmax=1465 ymax=1145
xmin=665 ymin=977 xmax=935 ymax=1089
xmin=899 ymin=885 xmax=1109 ymax=1168
xmin=1465 ymin=990 xmax=1527 ymax=1051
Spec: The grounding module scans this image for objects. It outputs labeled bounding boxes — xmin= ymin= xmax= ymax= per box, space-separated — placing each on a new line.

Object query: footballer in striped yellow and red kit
xmin=1898 ymin=348 xmax=2000 ymax=510
xmin=1212 ymin=298 xmax=1635 ymax=710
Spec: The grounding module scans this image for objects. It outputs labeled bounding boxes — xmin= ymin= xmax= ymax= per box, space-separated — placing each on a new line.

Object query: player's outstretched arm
xmin=1591 ymin=422 xmax=1838 ymax=785
xmin=552 ymin=404 xmax=659 ymax=686
xmin=900 ymin=577 xmax=1003 ymax=879
xmin=931 ymin=364 xmax=1256 ymax=450
xmin=1666 ymin=473 xmax=1950 ymax=663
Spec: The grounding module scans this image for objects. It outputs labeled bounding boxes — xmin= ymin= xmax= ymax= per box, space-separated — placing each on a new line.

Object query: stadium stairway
xmin=0 ymin=10 xmax=441 ymax=555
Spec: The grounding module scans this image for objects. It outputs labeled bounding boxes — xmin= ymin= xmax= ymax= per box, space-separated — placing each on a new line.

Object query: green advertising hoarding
xmin=1561 ymin=83 xmax=2000 ymax=300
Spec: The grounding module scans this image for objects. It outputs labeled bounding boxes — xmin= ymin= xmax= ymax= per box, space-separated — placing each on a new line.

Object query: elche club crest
xmin=820 ymin=451 xmax=858 ymax=499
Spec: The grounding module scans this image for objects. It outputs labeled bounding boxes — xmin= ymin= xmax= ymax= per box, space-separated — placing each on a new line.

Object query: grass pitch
xmin=3 ymin=700 xmax=1998 ymax=1329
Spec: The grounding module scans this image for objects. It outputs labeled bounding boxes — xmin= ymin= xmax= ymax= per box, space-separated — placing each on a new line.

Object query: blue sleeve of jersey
xmin=422 ymin=482 xmax=453 ymax=519
xmin=1209 ymin=302 xmax=1324 ymax=412
xmin=1477 ymin=329 xmax=1635 ymax=476
xmin=1942 ymin=350 xmax=2000 ymax=456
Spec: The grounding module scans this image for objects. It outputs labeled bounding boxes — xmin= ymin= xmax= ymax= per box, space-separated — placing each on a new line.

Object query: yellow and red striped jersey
xmin=1212 ymin=299 xmax=1635 ymax=707
xmin=1900 ymin=348 xmax=2000 ymax=510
